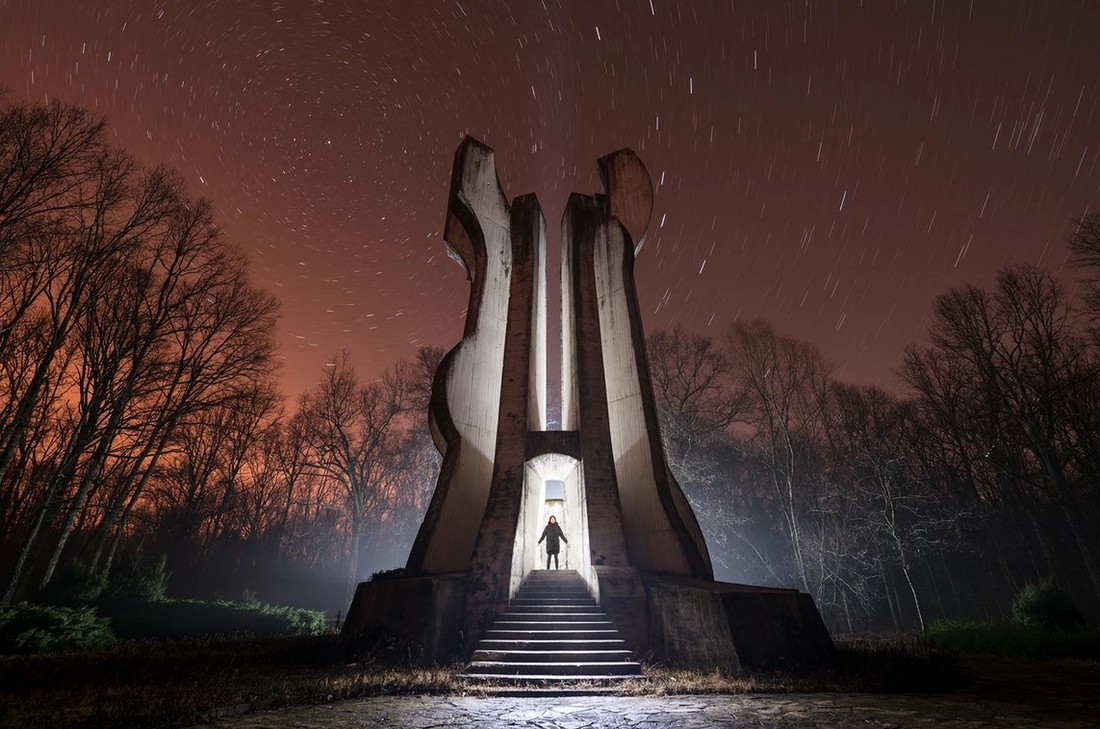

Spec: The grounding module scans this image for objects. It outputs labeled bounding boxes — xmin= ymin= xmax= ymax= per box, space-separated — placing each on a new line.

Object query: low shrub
xmin=1010 ymin=580 xmax=1085 ymax=631
xmin=104 ymin=550 xmax=169 ymax=603
xmin=0 ymin=603 xmax=115 ymax=654
xmin=239 ymin=589 xmax=262 ymax=608
xmin=929 ymin=619 xmax=1099 ymax=661
xmin=37 ymin=559 xmax=107 ymax=606
xmin=96 ymin=598 xmax=328 ymax=640
xmin=238 ymin=601 xmax=328 ymax=635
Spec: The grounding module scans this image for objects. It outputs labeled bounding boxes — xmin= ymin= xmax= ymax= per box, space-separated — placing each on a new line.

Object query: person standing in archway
xmin=538 ymin=515 xmax=567 ymax=570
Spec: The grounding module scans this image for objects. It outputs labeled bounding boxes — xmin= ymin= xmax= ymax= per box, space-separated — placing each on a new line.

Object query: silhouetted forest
xmin=649 ymin=266 xmax=1100 ymax=630
xmin=2 ymin=96 xmax=1097 ymax=628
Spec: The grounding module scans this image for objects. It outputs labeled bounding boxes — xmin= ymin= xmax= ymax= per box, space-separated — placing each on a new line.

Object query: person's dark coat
xmin=538 ymin=522 xmax=567 ymax=554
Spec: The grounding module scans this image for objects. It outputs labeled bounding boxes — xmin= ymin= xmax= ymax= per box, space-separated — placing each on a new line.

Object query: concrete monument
xmin=343 ymin=138 xmax=833 ymax=671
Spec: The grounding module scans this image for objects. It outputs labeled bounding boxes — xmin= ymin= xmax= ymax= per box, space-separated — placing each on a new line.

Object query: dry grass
xmin=0 ymin=635 xmax=463 ymax=727
xmin=0 ymin=633 xmax=967 ymax=728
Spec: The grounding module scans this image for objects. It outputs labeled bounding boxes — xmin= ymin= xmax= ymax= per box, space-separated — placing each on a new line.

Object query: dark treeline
xmin=0 ymin=95 xmax=437 ymax=612
xmin=651 ymin=243 xmax=1100 ymax=631
xmin=2 ymin=95 xmax=1097 ymax=628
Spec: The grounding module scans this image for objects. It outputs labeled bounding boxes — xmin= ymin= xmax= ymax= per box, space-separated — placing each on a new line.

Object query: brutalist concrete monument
xmin=343 ymin=137 xmax=833 ymax=670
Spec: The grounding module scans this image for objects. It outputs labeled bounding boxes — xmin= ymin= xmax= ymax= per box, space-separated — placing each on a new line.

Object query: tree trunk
xmin=1058 ymin=502 xmax=1100 ymax=600
xmin=881 ymin=567 xmax=901 ymax=632
xmin=345 ymin=522 xmax=362 ymax=605
xmin=898 ymin=552 xmax=925 ymax=632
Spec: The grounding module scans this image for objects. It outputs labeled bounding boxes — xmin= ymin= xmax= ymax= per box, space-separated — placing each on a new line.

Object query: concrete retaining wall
xmin=342 ymin=574 xmax=467 ymax=664
xmin=641 ymin=574 xmax=835 ymax=671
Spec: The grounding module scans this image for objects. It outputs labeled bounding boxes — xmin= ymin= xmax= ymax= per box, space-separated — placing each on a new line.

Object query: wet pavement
xmin=207 ymin=690 xmax=1096 ymax=728
xmin=204 ymin=655 xmax=1099 ymax=728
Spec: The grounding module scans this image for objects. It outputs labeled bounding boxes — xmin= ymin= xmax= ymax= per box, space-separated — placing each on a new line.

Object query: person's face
xmin=549 ymin=516 xmax=556 ymax=524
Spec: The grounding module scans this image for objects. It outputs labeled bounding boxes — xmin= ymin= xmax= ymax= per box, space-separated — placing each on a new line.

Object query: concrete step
xmin=493 ymin=622 xmax=614 ymax=632
xmin=499 ymin=612 xmax=607 ymax=622
xmin=465 ymin=661 xmax=642 ymax=677
xmin=472 ymin=649 xmax=634 ymax=662
xmin=464 ymin=570 xmax=638 ymax=684
xmin=458 ymin=674 xmax=639 ymax=685
xmin=484 ymin=628 xmax=621 ymax=640
xmin=501 ymin=604 xmax=599 ymax=614
xmin=477 ymin=638 xmax=628 ymax=651
xmin=519 ymin=571 xmax=589 ymax=584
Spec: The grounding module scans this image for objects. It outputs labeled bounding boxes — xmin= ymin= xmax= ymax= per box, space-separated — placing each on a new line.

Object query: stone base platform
xmin=343 ymin=569 xmax=832 ymax=671
xmin=640 ymin=574 xmax=834 ymax=671
xmin=342 ymin=573 xmax=467 ymax=663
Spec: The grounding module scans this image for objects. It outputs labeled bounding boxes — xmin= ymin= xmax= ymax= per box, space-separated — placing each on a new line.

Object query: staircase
xmin=463 ymin=569 xmax=642 ymax=683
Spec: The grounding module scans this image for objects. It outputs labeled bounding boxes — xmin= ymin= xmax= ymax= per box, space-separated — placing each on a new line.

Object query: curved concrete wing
xmin=406 ymin=137 xmax=514 ymax=574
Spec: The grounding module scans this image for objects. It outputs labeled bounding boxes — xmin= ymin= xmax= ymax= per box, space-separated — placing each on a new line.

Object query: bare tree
xmin=645 ymin=326 xmax=750 ymax=576
xmin=0 ymin=94 xmax=279 ymax=603
xmin=827 ymin=384 xmax=965 ymax=631
xmin=0 ymin=98 xmax=108 ymax=361
xmin=1068 ymin=212 xmax=1100 ymax=331
xmin=297 ymin=352 xmax=416 ymax=599
xmin=722 ymin=319 xmax=833 ymax=596
xmin=901 ymin=265 xmax=1100 ymax=609
xmin=0 ymin=151 xmax=177 ymax=488
xmin=0 ymin=151 xmax=185 ymax=602
xmin=648 ymin=325 xmax=747 ymax=482
xmin=86 ymin=241 xmax=279 ymax=583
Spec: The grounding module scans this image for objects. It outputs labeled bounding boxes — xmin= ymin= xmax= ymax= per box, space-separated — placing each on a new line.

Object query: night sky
xmin=2 ymin=0 xmax=1097 ymax=399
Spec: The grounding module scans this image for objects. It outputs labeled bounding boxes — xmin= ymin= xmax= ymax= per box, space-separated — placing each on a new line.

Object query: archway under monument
xmin=342 ymin=137 xmax=834 ymax=671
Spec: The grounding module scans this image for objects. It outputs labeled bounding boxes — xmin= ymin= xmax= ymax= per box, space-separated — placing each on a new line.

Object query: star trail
xmin=2 ymin=0 xmax=1097 ymax=396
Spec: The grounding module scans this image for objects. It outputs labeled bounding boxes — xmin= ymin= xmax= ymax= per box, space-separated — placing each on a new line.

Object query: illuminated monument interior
xmin=343 ymin=138 xmax=833 ymax=670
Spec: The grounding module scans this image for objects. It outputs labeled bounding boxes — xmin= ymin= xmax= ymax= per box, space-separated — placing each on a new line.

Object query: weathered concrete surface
xmin=346 ymin=138 xmax=832 ymax=670
xmin=349 ymin=139 xmax=549 ymax=659
xmin=643 ymin=576 xmax=834 ymax=671
xmin=342 ymin=574 xmax=466 ymax=664
xmin=465 ymin=192 xmax=547 ymax=646
xmin=589 ymin=150 xmax=711 ymax=580
xmin=643 ymin=576 xmax=740 ymax=671
xmin=207 ymin=689 xmax=1098 ymax=729
xmin=563 ymin=154 xmax=712 ymax=582
xmin=405 ymin=138 xmax=516 ymax=576
xmin=561 ymin=192 xmax=634 ymax=585
xmin=719 ymin=585 xmax=834 ymax=671
xmin=558 ymin=152 xmax=838 ymax=669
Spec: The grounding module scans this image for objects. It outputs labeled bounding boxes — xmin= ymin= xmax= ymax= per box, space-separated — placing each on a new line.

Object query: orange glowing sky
xmin=3 ymin=0 xmax=1097 ymax=400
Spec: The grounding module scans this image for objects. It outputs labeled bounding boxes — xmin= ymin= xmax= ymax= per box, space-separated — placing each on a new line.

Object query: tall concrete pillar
xmin=564 ymin=150 xmax=712 ymax=580
xmin=405 ymin=140 xmax=545 ymax=577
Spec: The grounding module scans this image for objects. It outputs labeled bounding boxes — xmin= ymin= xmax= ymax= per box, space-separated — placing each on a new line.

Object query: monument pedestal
xmin=641 ymin=574 xmax=834 ymax=670
xmin=343 ymin=574 xmax=467 ymax=663
xmin=343 ymin=569 xmax=833 ymax=670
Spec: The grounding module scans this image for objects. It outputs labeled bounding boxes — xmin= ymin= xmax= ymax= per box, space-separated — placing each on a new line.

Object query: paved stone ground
xmin=210 ymin=690 xmax=1095 ymax=728
xmin=208 ymin=658 xmax=1099 ymax=729
xmin=210 ymin=694 xmax=1095 ymax=729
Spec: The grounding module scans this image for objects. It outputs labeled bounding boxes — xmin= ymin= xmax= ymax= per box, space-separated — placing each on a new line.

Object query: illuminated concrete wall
xmin=348 ymin=138 xmax=832 ymax=668
xmin=560 ymin=458 xmax=594 ymax=593
xmin=519 ymin=454 xmax=591 ymax=589
xmin=405 ymin=139 xmax=711 ymax=638
xmin=528 ymin=204 xmax=547 ymax=432
xmin=507 ymin=461 xmax=546 ymax=594
xmin=405 ymin=138 xmax=550 ymax=640
xmin=406 ymin=140 xmax=541 ymax=577
xmin=564 ymin=151 xmax=712 ymax=580
xmin=561 ymin=195 xmax=634 ymax=574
